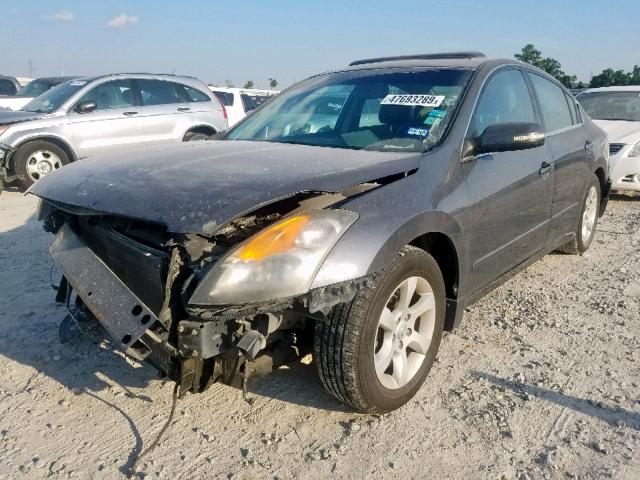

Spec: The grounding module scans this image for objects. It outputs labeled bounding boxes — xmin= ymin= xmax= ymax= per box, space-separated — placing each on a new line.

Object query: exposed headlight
xmin=629 ymin=142 xmax=640 ymax=157
xmin=189 ymin=209 xmax=359 ymax=306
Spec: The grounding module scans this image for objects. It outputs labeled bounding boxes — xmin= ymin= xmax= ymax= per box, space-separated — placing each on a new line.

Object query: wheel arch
xmin=8 ymin=135 xmax=77 ymax=176
xmin=364 ymin=212 xmax=465 ymax=331
xmin=183 ymin=124 xmax=217 ymax=140
xmin=593 ymin=166 xmax=608 ymax=216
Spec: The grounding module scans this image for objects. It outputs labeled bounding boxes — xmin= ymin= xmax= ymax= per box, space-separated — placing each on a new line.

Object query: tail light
xmin=213 ymin=94 xmax=227 ymax=120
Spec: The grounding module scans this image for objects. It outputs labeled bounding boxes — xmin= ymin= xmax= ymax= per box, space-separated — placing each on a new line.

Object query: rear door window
xmin=528 ymin=73 xmax=573 ymax=132
xmin=471 ymin=69 xmax=536 ymax=138
xmin=76 ymin=79 xmax=136 ymax=111
xmin=138 ymin=79 xmax=182 ymax=106
xmin=176 ymin=83 xmax=211 ymax=102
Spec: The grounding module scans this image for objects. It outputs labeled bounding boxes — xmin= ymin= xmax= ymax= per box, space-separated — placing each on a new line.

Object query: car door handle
xmin=123 ymin=111 xmax=138 ymax=116
xmin=177 ymin=107 xmax=190 ymax=112
xmin=539 ymin=161 xmax=553 ymax=175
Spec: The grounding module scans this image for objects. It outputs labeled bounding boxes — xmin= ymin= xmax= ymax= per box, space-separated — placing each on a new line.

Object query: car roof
xmin=75 ymin=73 xmax=202 ymax=83
xmin=326 ymin=53 xmax=527 ymax=75
xmin=582 ymin=86 xmax=640 ymax=93
xmin=31 ymin=76 xmax=80 ymax=84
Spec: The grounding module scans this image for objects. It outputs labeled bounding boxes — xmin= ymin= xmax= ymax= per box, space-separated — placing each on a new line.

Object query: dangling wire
xmin=129 ymin=383 xmax=180 ymax=477
xmin=242 ymin=358 xmax=255 ymax=405
xmin=64 ymin=284 xmax=90 ymax=339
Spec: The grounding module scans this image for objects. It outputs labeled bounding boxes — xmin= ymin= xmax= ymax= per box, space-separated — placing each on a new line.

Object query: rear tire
xmin=314 ymin=245 xmax=446 ymax=413
xmin=183 ymin=131 xmax=212 ymax=141
xmin=15 ymin=140 xmax=70 ymax=189
xmin=558 ymin=174 xmax=601 ymax=255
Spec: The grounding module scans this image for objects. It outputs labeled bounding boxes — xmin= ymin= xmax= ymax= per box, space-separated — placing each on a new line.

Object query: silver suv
xmin=0 ymin=73 xmax=228 ymax=188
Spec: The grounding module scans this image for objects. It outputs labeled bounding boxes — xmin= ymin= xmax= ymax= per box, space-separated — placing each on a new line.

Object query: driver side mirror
xmin=76 ymin=101 xmax=97 ymax=114
xmin=463 ymin=123 xmax=545 ymax=159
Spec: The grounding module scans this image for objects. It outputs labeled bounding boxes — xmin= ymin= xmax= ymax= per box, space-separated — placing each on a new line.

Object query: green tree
xmin=268 ymin=78 xmax=278 ymax=89
xmin=628 ymin=65 xmax=640 ymax=85
xmin=589 ymin=69 xmax=630 ymax=88
xmin=224 ymin=79 xmax=234 ymax=88
xmin=514 ymin=44 xmax=577 ymax=88
xmin=243 ymin=80 xmax=255 ymax=89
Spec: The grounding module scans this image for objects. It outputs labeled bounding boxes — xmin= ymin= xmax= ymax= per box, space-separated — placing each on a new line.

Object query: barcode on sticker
xmin=381 ymin=94 xmax=445 ymax=107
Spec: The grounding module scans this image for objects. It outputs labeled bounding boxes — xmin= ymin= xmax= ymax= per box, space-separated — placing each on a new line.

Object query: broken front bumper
xmin=50 ymin=224 xmax=175 ymax=369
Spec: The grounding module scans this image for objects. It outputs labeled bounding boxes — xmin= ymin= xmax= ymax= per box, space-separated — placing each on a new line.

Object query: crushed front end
xmin=39 ymin=198 xmax=364 ymax=395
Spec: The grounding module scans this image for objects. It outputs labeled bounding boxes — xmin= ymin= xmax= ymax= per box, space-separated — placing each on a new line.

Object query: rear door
xmin=461 ymin=68 xmax=555 ymax=291
xmin=67 ymin=79 xmax=147 ymax=158
xmin=135 ymin=78 xmax=192 ymax=143
xmin=527 ymin=72 xmax=594 ymax=242
xmin=174 ymin=82 xmax=226 ymax=132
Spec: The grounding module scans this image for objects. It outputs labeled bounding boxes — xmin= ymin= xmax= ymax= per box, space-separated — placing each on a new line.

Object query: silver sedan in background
xmin=0 ymin=73 xmax=228 ymax=189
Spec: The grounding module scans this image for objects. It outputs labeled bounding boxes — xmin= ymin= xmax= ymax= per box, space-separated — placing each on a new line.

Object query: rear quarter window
xmin=212 ymin=91 xmax=234 ymax=106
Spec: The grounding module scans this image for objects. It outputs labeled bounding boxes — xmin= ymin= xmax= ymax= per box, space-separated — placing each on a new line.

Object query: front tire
xmin=558 ymin=174 xmax=601 ymax=254
xmin=314 ymin=245 xmax=446 ymax=413
xmin=14 ymin=140 xmax=69 ymax=188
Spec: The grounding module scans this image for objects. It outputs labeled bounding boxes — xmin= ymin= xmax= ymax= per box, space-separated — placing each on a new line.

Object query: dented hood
xmin=30 ymin=140 xmax=419 ymax=233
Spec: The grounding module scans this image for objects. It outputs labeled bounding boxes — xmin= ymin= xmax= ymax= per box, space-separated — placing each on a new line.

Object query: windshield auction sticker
xmin=381 ymin=94 xmax=445 ymax=107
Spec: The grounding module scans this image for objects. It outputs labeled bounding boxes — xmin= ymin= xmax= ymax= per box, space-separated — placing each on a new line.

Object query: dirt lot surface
xmin=0 ymin=190 xmax=639 ymax=480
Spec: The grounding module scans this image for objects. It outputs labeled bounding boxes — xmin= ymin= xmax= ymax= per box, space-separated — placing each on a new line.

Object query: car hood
xmin=30 ymin=140 xmax=419 ymax=233
xmin=593 ymin=120 xmax=640 ymax=145
xmin=0 ymin=109 xmax=43 ymax=125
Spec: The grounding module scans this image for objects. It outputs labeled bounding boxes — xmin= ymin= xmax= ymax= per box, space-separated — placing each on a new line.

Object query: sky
xmin=1 ymin=0 xmax=638 ymax=88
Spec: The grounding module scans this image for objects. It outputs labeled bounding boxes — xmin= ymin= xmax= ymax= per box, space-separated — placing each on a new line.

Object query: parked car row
xmin=0 ymin=73 xmax=228 ymax=189
xmin=29 ymin=52 xmax=613 ymax=413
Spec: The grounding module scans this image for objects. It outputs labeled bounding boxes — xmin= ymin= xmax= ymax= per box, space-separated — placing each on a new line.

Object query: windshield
xmin=578 ymin=91 xmax=640 ymax=121
xmin=22 ymin=80 xmax=87 ymax=113
xmin=20 ymin=80 xmax=55 ymax=98
xmin=226 ymin=69 xmax=473 ymax=152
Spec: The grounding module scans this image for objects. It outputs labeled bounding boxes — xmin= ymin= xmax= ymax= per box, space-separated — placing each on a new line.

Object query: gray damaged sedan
xmin=32 ymin=52 xmax=610 ymax=413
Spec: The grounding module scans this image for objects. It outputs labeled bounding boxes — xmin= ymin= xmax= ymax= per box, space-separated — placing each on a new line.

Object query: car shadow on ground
xmin=1 ymin=183 xmax=24 ymax=194
xmin=472 ymin=371 xmax=640 ymax=431
xmin=609 ymin=191 xmax=640 ymax=202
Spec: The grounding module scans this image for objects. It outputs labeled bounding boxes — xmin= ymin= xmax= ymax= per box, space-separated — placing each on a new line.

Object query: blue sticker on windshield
xmin=406 ymin=126 xmax=430 ymax=137
xmin=424 ymin=116 xmax=440 ymax=126
xmin=428 ymin=109 xmax=447 ymax=119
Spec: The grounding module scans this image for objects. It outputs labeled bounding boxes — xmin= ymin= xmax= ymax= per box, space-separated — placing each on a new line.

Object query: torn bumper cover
xmin=49 ymin=218 xmax=369 ymax=392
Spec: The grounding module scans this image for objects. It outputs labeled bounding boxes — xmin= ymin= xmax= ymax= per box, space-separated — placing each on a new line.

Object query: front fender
xmin=311 ymin=209 xmax=464 ymax=289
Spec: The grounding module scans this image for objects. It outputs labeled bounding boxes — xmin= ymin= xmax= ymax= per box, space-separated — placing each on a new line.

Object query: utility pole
xmin=28 ymin=59 xmax=34 ymax=78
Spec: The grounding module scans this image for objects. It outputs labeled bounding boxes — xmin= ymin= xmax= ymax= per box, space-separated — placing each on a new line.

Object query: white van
xmin=208 ymin=87 xmax=278 ymax=127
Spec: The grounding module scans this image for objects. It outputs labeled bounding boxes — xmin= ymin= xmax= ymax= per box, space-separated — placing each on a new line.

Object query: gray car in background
xmin=0 ymin=73 xmax=228 ymax=189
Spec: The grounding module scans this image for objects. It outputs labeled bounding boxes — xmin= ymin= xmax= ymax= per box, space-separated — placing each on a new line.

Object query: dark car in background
xmin=0 ymin=76 xmax=79 ymax=111
xmin=0 ymin=75 xmax=22 ymax=97
xmin=32 ymin=52 xmax=609 ymax=413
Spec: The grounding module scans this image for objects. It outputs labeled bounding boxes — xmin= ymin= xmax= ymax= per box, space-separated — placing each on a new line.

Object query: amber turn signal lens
xmin=238 ymin=215 xmax=311 ymax=261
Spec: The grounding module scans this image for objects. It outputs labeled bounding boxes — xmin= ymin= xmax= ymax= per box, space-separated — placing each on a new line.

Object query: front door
xmin=461 ymin=68 xmax=555 ymax=293
xmin=68 ymin=79 xmax=147 ymax=158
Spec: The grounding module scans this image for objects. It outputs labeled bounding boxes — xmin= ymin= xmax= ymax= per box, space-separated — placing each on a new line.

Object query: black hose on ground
xmin=129 ymin=382 xmax=180 ymax=477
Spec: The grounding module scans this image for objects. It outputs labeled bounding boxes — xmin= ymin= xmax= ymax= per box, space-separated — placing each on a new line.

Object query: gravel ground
xmin=0 ymin=190 xmax=638 ymax=480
